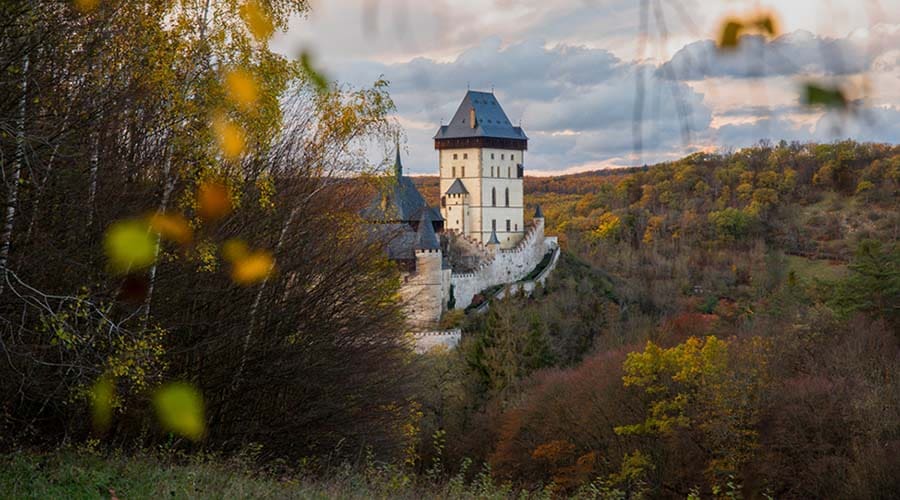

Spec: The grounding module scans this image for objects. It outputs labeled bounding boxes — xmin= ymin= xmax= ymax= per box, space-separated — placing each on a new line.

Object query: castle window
xmin=491 ymin=187 xmax=496 ymax=206
xmin=490 ymin=166 xmax=494 ymax=177
xmin=453 ymin=153 xmax=458 ymax=160
xmin=461 ymin=166 xmax=465 ymax=177
xmin=441 ymin=196 xmax=446 ymax=208
xmin=511 ymin=154 xmax=515 ymax=161
xmin=507 ymin=166 xmax=511 ymax=177
xmin=515 ymin=223 xmax=518 ymax=231
xmin=501 ymin=153 xmax=505 ymax=160
xmin=491 ymin=153 xmax=495 ymax=159
xmin=506 ymin=219 xmax=510 ymax=232
xmin=463 ymin=153 xmax=468 ymax=159
xmin=492 ymin=220 xmax=496 ymax=231
xmin=452 ymin=166 xmax=456 ymax=178
xmin=505 ymin=187 xmax=509 ymax=207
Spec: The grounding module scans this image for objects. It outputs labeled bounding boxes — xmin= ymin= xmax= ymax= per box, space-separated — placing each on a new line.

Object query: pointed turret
xmin=486 ymin=228 xmax=500 ymax=249
xmin=394 ymin=142 xmax=403 ymax=178
xmin=533 ymin=204 xmax=544 ymax=219
xmin=415 ymin=211 xmax=440 ymax=251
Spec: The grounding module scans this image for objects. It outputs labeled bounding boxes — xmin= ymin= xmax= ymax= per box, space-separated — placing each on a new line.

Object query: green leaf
xmin=90 ymin=375 xmax=115 ymax=431
xmin=803 ymin=83 xmax=847 ymax=109
xmin=153 ymin=383 xmax=206 ymax=441
xmin=104 ymin=219 xmax=157 ymax=274
xmin=300 ymin=51 xmax=329 ymax=94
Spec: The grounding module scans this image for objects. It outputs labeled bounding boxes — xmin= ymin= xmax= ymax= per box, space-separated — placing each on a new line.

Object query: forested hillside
xmin=412 ymin=140 xmax=899 ymax=498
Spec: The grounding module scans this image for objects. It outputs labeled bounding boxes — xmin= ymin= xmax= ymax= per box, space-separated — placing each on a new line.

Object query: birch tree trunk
xmin=86 ymin=131 xmax=100 ymax=228
xmin=142 ymin=151 xmax=176 ymax=328
xmin=0 ymin=54 xmax=29 ymax=294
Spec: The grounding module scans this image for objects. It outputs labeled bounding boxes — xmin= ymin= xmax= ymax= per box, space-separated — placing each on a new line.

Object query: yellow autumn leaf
xmin=225 ymin=69 xmax=259 ymax=110
xmin=153 ymin=383 xmax=205 ymax=441
xmin=104 ymin=219 xmax=157 ymax=274
xmin=222 ymin=239 xmax=249 ymax=262
xmin=149 ymin=213 xmax=193 ymax=244
xmin=213 ymin=115 xmax=246 ymax=160
xmin=197 ymin=180 xmax=233 ymax=221
xmin=718 ymin=19 xmax=743 ymax=49
xmin=232 ymin=250 xmax=274 ymax=285
xmin=90 ymin=375 xmax=115 ymax=432
xmin=240 ymin=0 xmax=274 ymax=41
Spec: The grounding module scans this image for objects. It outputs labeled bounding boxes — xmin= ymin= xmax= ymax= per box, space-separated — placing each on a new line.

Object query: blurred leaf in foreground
xmin=90 ymin=376 xmax=115 ymax=432
xmin=213 ymin=115 xmax=246 ymax=160
xmin=232 ymin=250 xmax=274 ymax=285
xmin=222 ymin=239 xmax=249 ymax=262
xmin=117 ymin=275 xmax=149 ymax=303
xmin=104 ymin=219 xmax=157 ymax=274
xmin=240 ymin=0 xmax=274 ymax=41
xmin=153 ymin=383 xmax=205 ymax=441
xmin=197 ymin=181 xmax=233 ymax=221
xmin=225 ymin=68 xmax=259 ymax=111
xmin=719 ymin=19 xmax=743 ymax=49
xmin=803 ymin=83 xmax=848 ymax=110
xmin=300 ymin=51 xmax=329 ymax=94
xmin=717 ymin=13 xmax=779 ymax=50
xmin=149 ymin=213 xmax=193 ymax=244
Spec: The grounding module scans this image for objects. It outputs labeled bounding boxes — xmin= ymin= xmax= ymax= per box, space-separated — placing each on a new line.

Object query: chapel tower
xmin=435 ymin=91 xmax=527 ymax=249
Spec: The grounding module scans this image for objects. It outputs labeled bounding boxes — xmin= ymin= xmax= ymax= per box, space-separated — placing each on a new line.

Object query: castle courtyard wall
xmin=449 ymin=218 xmax=556 ymax=310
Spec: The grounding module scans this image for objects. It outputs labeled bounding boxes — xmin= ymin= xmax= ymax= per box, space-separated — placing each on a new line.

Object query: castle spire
xmin=394 ymin=139 xmax=402 ymax=177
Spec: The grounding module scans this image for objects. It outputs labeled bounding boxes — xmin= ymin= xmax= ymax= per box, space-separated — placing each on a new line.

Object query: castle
xmin=364 ymin=91 xmax=558 ymax=329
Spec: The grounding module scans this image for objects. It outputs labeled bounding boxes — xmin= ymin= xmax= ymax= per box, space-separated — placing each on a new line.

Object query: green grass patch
xmin=786 ymin=255 xmax=848 ymax=282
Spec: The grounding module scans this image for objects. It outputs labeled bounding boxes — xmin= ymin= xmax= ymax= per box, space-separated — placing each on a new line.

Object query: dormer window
xmin=463 ymin=153 xmax=468 ymax=159
xmin=453 ymin=153 xmax=458 ymax=160
xmin=501 ymin=154 xmax=505 ymax=160
xmin=511 ymin=154 xmax=515 ymax=161
xmin=491 ymin=153 xmax=495 ymax=159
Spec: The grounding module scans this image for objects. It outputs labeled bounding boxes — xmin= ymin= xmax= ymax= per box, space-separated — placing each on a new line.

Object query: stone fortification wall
xmin=450 ymin=219 xmax=555 ymax=310
xmin=412 ymin=328 xmax=462 ymax=353
xmin=401 ymin=249 xmax=443 ymax=328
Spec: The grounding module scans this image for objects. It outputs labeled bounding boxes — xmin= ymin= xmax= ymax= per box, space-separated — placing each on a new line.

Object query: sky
xmin=270 ymin=0 xmax=900 ymax=175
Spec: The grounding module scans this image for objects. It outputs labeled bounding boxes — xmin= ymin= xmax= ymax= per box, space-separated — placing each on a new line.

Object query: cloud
xmin=659 ymin=25 xmax=900 ymax=81
xmin=334 ymin=38 xmax=713 ymax=173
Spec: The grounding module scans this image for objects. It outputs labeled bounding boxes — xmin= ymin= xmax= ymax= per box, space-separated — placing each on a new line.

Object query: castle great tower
xmin=435 ymin=91 xmax=527 ymax=249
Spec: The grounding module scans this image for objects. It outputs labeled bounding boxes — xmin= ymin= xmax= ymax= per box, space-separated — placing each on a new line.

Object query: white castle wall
xmin=449 ymin=218 xmax=556 ymax=310
xmin=401 ymin=249 xmax=444 ymax=328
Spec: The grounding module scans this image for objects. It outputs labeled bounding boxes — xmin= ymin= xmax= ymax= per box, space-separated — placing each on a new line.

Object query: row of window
xmin=491 ymin=219 xmax=515 ymax=232
xmin=441 ymin=187 xmax=512 ymax=207
xmin=449 ymin=166 xmax=514 ymax=178
xmin=451 ymin=152 xmax=516 ymax=161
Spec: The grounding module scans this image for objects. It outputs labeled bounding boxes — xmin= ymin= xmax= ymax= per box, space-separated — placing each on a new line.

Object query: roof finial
xmin=466 ymin=81 xmax=470 ymax=91
xmin=491 ymin=84 xmax=494 ymax=94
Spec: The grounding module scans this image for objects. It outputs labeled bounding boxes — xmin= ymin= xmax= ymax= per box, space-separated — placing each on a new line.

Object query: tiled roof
xmin=434 ymin=90 xmax=527 ymax=141
xmin=415 ymin=211 xmax=440 ymax=250
xmin=444 ymin=178 xmax=469 ymax=195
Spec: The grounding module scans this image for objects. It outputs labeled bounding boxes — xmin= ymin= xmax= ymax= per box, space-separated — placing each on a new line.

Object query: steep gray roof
xmin=434 ymin=91 xmax=527 ymax=141
xmin=445 ymin=178 xmax=469 ymax=195
xmin=362 ymin=175 xmax=443 ymax=224
xmin=366 ymin=223 xmax=416 ymax=260
xmin=415 ymin=211 xmax=440 ymax=250
xmin=534 ymin=204 xmax=544 ymax=218
xmin=487 ymin=228 xmax=500 ymax=245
